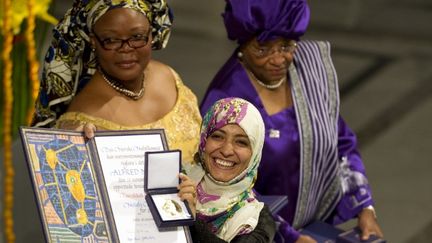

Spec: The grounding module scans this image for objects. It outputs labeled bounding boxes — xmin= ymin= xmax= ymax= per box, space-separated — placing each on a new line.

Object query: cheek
xmin=96 ymin=51 xmax=113 ymax=69
xmin=249 ymin=60 xmax=268 ymax=76
xmin=284 ymin=52 xmax=294 ymax=62
xmin=238 ymin=149 xmax=252 ymax=168
xmin=140 ymin=42 xmax=152 ymax=56
xmin=202 ymin=142 xmax=215 ymax=166
xmin=138 ymin=48 xmax=151 ymax=66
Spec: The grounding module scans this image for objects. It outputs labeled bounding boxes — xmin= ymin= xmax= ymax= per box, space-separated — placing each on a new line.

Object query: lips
xmin=116 ymin=60 xmax=138 ymax=69
xmin=269 ymin=68 xmax=287 ymax=76
xmin=214 ymin=158 xmax=235 ymax=168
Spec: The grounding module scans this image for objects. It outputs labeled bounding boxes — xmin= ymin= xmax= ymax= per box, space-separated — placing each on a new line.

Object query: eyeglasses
xmin=93 ymin=30 xmax=150 ymax=51
xmin=249 ymin=41 xmax=297 ymax=59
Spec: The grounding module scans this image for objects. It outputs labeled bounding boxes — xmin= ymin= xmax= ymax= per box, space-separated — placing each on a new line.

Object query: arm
xmin=231 ymin=206 xmax=276 ymax=243
xmin=275 ymin=215 xmax=318 ymax=243
xmin=335 ymin=117 xmax=383 ymax=239
xmin=191 ymin=206 xmax=276 ymax=243
xmin=191 ymin=219 xmax=228 ymax=243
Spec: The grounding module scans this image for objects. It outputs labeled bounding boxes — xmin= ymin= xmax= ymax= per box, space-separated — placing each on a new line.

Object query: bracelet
xmin=363 ymin=205 xmax=377 ymax=219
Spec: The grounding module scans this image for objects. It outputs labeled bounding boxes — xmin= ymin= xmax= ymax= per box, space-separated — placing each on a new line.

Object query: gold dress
xmin=55 ymin=70 xmax=201 ymax=163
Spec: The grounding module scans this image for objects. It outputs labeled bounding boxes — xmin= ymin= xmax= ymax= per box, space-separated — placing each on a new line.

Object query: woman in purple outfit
xmin=200 ymin=0 xmax=383 ymax=242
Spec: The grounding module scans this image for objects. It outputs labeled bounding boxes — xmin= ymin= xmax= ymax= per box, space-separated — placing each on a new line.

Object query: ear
xmin=237 ymin=44 xmax=248 ymax=58
xmin=89 ymin=33 xmax=96 ymax=50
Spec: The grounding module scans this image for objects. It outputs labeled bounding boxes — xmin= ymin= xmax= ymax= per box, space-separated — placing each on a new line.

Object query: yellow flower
xmin=0 ymin=0 xmax=57 ymax=35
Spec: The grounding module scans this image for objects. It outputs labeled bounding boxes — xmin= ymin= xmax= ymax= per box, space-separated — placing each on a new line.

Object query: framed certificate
xmin=20 ymin=127 xmax=193 ymax=243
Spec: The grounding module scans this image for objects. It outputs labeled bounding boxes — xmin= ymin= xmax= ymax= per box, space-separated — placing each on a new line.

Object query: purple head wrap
xmin=223 ymin=0 xmax=310 ymax=44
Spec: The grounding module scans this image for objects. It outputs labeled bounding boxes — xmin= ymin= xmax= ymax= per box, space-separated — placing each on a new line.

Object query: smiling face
xmin=240 ymin=37 xmax=296 ymax=83
xmin=203 ymin=124 xmax=252 ymax=182
xmin=91 ymin=8 xmax=152 ymax=84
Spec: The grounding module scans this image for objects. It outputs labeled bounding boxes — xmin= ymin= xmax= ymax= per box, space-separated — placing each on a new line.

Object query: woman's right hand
xmin=178 ymin=173 xmax=197 ymax=217
xmin=295 ymin=235 xmax=317 ymax=243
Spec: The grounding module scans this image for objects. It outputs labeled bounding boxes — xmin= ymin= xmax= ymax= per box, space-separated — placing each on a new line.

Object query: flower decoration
xmin=1 ymin=0 xmax=56 ymax=242
xmin=0 ymin=0 xmax=57 ymax=34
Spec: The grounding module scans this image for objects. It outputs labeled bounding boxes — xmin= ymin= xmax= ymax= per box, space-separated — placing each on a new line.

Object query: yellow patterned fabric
xmin=55 ymin=72 xmax=201 ymax=163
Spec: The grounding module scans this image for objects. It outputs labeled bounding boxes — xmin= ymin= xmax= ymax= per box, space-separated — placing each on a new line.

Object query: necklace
xmin=246 ymin=69 xmax=286 ymax=89
xmin=99 ymin=69 xmax=145 ymax=100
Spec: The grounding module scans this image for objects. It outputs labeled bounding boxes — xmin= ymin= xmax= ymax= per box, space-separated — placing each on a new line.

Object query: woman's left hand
xmin=358 ymin=207 xmax=384 ymax=240
xmin=178 ymin=173 xmax=197 ymax=217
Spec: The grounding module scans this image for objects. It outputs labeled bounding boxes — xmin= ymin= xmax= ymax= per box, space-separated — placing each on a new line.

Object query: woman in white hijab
xmin=185 ymin=97 xmax=276 ymax=242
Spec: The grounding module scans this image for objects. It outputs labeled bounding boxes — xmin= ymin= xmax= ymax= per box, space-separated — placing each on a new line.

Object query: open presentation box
xmin=144 ymin=150 xmax=195 ymax=228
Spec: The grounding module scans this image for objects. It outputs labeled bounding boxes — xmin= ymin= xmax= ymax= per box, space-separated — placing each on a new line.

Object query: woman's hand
xmin=295 ymin=234 xmax=317 ymax=243
xmin=177 ymin=173 xmax=197 ymax=217
xmin=75 ymin=123 xmax=97 ymax=139
xmin=358 ymin=207 xmax=384 ymax=240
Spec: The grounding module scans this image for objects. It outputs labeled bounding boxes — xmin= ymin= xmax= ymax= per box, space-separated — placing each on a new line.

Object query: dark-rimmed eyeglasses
xmin=93 ymin=30 xmax=151 ymax=51
xmin=250 ymin=41 xmax=297 ymax=59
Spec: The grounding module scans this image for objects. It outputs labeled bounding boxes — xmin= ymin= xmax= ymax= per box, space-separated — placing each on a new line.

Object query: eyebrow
xmin=95 ymin=27 xmax=150 ymax=36
xmin=251 ymin=43 xmax=270 ymax=48
xmin=235 ymin=134 xmax=249 ymax=139
xmin=213 ymin=129 xmax=249 ymax=139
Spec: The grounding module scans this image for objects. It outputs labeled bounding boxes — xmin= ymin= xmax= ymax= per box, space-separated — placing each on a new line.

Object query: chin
xmin=212 ymin=173 xmax=235 ymax=182
xmin=270 ymin=74 xmax=286 ymax=81
xmin=116 ymin=71 xmax=143 ymax=82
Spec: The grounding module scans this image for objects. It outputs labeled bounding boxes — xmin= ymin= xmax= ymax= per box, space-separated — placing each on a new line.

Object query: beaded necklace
xmin=246 ymin=68 xmax=286 ymax=90
xmin=99 ymin=68 xmax=145 ymax=100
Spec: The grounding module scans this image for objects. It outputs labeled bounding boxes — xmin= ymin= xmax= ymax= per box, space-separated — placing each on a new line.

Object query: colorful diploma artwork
xmin=21 ymin=127 xmax=193 ymax=243
xmin=21 ymin=129 xmax=110 ymax=243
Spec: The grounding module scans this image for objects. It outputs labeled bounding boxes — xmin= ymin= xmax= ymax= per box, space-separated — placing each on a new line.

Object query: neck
xmin=246 ymin=68 xmax=286 ymax=90
xmin=98 ymin=68 xmax=145 ymax=100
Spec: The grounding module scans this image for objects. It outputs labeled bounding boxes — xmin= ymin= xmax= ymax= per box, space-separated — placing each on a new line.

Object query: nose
xmin=220 ymin=141 xmax=234 ymax=157
xmin=268 ymin=52 xmax=286 ymax=66
xmin=117 ymin=40 xmax=134 ymax=52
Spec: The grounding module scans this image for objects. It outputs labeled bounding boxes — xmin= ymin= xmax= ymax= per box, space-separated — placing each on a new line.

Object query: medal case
xmin=144 ymin=150 xmax=195 ymax=228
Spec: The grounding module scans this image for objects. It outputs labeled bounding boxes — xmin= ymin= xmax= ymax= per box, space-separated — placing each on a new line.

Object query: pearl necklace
xmin=246 ymin=69 xmax=286 ymax=90
xmin=99 ymin=69 xmax=145 ymax=100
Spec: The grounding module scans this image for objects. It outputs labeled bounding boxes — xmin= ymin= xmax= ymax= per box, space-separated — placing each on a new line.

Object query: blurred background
xmin=1 ymin=0 xmax=432 ymax=242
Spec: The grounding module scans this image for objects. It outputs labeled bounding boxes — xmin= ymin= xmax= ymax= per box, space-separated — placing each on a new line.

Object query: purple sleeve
xmin=274 ymin=215 xmax=301 ymax=243
xmin=331 ymin=117 xmax=374 ymax=224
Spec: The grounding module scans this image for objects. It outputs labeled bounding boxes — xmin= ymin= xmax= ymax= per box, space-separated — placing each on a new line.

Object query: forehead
xmin=93 ymin=8 xmax=150 ymax=30
xmin=249 ymin=37 xmax=294 ymax=47
xmin=216 ymin=124 xmax=248 ymax=137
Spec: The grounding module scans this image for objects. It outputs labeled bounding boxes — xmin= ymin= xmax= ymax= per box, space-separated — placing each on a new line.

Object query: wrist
xmin=361 ymin=205 xmax=377 ymax=219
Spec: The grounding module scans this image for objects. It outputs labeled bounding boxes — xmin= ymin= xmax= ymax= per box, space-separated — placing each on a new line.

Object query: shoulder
xmin=67 ymin=80 xmax=109 ymax=114
xmin=259 ymin=205 xmax=276 ymax=225
xmin=147 ymin=60 xmax=176 ymax=83
xmin=294 ymin=40 xmax=338 ymax=84
xmin=146 ymin=60 xmax=178 ymax=96
xmin=297 ymin=40 xmax=331 ymax=51
xmin=232 ymin=205 xmax=276 ymax=243
xmin=295 ymin=40 xmax=332 ymax=61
